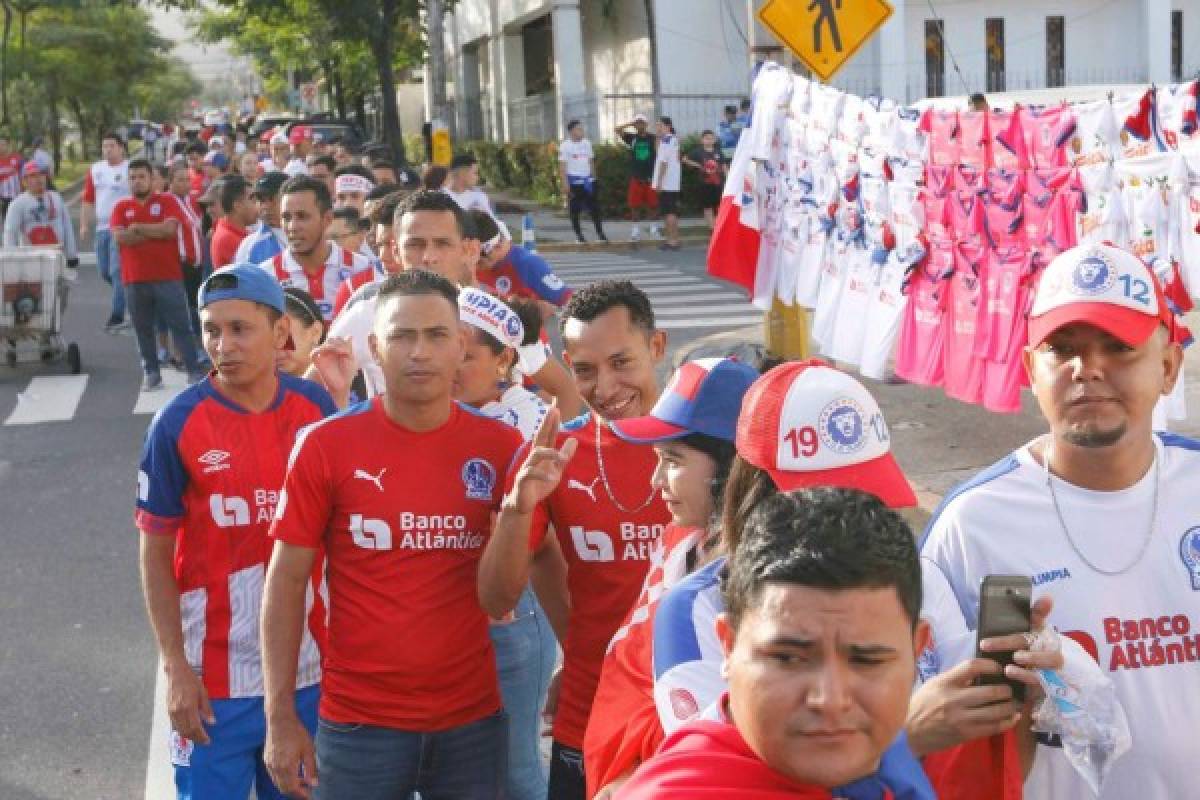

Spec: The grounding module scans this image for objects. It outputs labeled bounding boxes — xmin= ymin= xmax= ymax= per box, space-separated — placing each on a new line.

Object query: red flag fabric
xmin=922 ymin=731 xmax=1023 ymax=800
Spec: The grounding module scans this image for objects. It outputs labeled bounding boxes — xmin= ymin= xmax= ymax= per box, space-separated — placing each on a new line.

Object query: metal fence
xmin=505 ymin=93 xmax=559 ymax=142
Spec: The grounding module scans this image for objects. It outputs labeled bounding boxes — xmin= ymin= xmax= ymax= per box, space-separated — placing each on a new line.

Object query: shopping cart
xmin=0 ymin=247 xmax=80 ymax=373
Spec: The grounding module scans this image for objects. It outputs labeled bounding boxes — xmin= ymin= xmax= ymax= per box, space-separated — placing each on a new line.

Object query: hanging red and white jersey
xmin=707 ymin=122 xmax=761 ymax=295
xmin=263 ymin=242 xmax=371 ymax=321
xmin=1155 ymin=81 xmax=1200 ymax=152
xmin=1113 ymin=89 xmax=1160 ymax=160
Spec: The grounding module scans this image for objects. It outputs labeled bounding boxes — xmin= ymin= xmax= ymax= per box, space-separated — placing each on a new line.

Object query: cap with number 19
xmin=735 ymin=360 xmax=916 ymax=508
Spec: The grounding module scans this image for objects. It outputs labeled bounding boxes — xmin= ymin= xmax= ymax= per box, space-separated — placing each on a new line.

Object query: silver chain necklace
xmin=594 ymin=417 xmax=658 ymax=514
xmin=1042 ymin=439 xmax=1160 ymax=576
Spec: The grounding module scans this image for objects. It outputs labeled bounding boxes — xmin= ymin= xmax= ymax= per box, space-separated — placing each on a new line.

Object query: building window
xmin=1172 ymin=11 xmax=1183 ymax=83
xmin=522 ymin=15 xmax=555 ymax=96
xmin=986 ymin=18 xmax=1005 ymax=92
xmin=925 ymin=20 xmax=945 ymax=98
xmin=1046 ymin=16 xmax=1064 ymax=88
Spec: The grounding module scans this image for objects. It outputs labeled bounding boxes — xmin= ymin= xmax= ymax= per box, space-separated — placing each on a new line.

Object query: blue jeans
xmin=314 ymin=710 xmax=508 ymax=800
xmin=491 ymin=588 xmax=557 ymax=800
xmin=173 ymin=684 xmax=319 ymax=800
xmin=94 ymin=228 xmax=125 ymax=322
xmin=125 ymin=280 xmax=200 ymax=377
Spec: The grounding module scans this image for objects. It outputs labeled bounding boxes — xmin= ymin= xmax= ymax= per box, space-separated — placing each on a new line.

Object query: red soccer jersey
xmin=110 ymin=192 xmax=186 ymax=283
xmin=333 ymin=263 xmax=384 ymax=318
xmin=584 ymin=526 xmax=702 ymax=796
xmin=265 ymin=242 xmax=371 ymax=321
xmin=511 ymin=414 xmax=671 ymax=749
xmin=135 ymin=374 xmax=335 ymax=699
xmin=0 ymin=153 xmax=21 ymax=199
xmin=188 ymin=167 xmax=207 ymax=217
xmin=270 ymin=399 xmax=523 ymax=730
xmin=210 ymin=217 xmax=248 ymax=270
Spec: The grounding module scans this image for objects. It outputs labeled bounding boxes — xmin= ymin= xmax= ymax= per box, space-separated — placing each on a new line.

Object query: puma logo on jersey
xmin=570 ymin=526 xmax=615 ymax=562
xmin=567 ymin=477 xmax=599 ymax=502
xmin=354 ymin=468 xmax=387 ymax=492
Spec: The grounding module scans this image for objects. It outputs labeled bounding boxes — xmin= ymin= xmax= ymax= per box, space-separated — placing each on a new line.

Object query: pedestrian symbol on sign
xmin=758 ymin=0 xmax=892 ymax=81
xmin=809 ymin=0 xmax=843 ymax=53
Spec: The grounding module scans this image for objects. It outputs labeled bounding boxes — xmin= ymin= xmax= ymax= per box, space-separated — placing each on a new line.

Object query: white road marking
xmin=3 ymin=375 xmax=88 ymax=425
xmin=144 ymin=661 xmax=173 ymax=799
xmin=652 ymin=304 xmax=762 ymax=316
xmin=554 ymin=268 xmax=683 ymax=280
xmin=133 ymin=369 xmax=189 ymax=416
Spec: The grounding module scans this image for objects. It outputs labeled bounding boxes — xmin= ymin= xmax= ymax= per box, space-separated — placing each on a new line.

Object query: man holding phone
xmin=919 ymin=244 xmax=1197 ymax=799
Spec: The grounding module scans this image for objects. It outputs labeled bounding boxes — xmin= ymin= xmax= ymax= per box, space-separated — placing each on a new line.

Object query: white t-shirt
xmin=478 ymin=384 xmax=548 ymax=441
xmin=859 ymin=242 xmax=924 ymax=381
xmin=443 ymin=187 xmax=494 ymax=216
xmin=653 ymin=134 xmax=681 ymax=192
xmin=558 ymin=138 xmax=594 ymax=179
xmin=86 ymin=160 xmax=130 ymax=232
xmin=283 ymin=158 xmax=308 ymax=177
xmin=920 ymin=434 xmax=1200 ymax=800
xmin=326 ymin=282 xmax=385 ymax=398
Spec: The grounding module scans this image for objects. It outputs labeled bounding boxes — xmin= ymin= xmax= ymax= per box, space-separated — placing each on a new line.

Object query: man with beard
xmin=480 ymin=280 xmax=672 ymax=800
xmin=920 ymin=243 xmax=1197 ymax=800
xmin=259 ymin=175 xmax=370 ymax=322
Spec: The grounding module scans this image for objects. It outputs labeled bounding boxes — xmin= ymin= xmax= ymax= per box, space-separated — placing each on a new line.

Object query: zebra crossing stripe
xmin=3 ymin=375 xmax=89 ymax=425
xmin=132 ymin=370 xmax=189 ymax=416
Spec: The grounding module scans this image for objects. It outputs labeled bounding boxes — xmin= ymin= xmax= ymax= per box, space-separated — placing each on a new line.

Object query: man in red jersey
xmin=210 ymin=174 xmax=258 ymax=270
xmin=111 ymin=157 xmax=205 ymax=388
xmin=263 ymin=269 xmax=524 ymax=800
xmin=480 ymin=280 xmax=673 ymax=800
xmin=136 ymin=265 xmax=336 ymax=800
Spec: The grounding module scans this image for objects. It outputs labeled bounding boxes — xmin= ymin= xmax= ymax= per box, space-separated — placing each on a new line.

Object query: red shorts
xmin=627 ymin=178 xmax=658 ymax=210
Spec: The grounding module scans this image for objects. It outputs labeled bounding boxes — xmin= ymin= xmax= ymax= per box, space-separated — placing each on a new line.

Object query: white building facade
xmin=432 ymin=0 xmax=1200 ymax=142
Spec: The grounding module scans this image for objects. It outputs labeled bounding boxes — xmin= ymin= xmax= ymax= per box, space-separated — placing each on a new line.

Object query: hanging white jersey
xmin=1113 ymin=90 xmax=1161 ymax=160
xmin=822 ymin=242 xmax=875 ymax=365
xmin=891 ymin=107 xmax=927 ymax=162
xmin=262 ymin=241 xmax=371 ymax=321
xmin=860 ymin=241 xmax=925 ymax=381
xmin=479 ymin=384 xmax=548 ymax=441
xmin=748 ymin=64 xmax=793 ymax=162
xmin=806 ymin=83 xmax=844 ymax=156
xmin=921 ymin=434 xmax=1200 ymax=800
xmin=789 ymin=73 xmax=812 ymax=117
xmin=1075 ymin=163 xmax=1127 ymax=247
xmin=811 ymin=228 xmax=862 ymax=345
xmin=1115 ymin=152 xmax=1187 ymax=263
xmin=774 ymin=202 xmax=810 ymax=307
xmin=1177 ymin=153 xmax=1200 ymax=298
xmin=1068 ymin=100 xmax=1120 ymax=169
xmin=888 ymin=179 xmax=925 ymax=253
xmin=835 ymin=93 xmax=868 ymax=147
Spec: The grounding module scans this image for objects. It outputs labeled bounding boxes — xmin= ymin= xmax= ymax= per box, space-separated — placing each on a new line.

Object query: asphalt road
xmin=3 ymin=220 xmax=1199 ymax=799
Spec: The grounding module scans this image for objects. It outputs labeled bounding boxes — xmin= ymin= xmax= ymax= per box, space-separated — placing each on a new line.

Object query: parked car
xmin=282 ymin=119 xmax=365 ymax=148
xmin=249 ymin=114 xmax=298 ymax=140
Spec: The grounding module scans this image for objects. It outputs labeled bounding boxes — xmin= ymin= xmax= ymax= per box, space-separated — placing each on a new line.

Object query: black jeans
xmin=568 ymin=183 xmax=605 ymax=239
xmin=548 ymin=741 xmax=586 ymax=800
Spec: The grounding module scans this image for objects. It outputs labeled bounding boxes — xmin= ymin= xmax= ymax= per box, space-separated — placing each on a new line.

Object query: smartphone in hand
xmin=975 ymin=574 xmax=1033 ymax=703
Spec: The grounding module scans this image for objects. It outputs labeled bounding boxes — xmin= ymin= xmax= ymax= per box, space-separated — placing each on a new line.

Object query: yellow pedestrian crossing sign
xmin=757 ymin=0 xmax=893 ymax=82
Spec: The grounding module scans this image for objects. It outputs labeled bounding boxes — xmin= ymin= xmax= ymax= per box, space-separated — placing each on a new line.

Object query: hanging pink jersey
xmin=894 ymin=239 xmax=953 ymax=387
xmin=1113 ymin=89 xmax=1160 ymax=159
xmin=942 ymin=241 xmax=987 ymax=405
xmin=977 ymin=246 xmax=1035 ymax=413
xmin=957 ymin=111 xmax=990 ymax=169
xmin=1022 ymin=168 xmax=1082 ymax=256
xmin=1020 ymin=105 xmax=1074 ymax=168
xmin=950 ymin=189 xmax=987 ymax=249
xmin=919 ymin=108 xmax=960 ymax=166
xmin=984 ymin=170 xmax=1025 ymax=251
xmin=924 ymin=164 xmax=955 ymax=243
xmin=988 ymin=108 xmax=1029 ymax=171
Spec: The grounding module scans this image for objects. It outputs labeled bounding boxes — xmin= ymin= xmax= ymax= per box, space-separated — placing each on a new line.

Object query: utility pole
xmin=746 ymin=0 xmax=784 ymax=67
xmin=427 ymin=0 xmax=448 ymax=127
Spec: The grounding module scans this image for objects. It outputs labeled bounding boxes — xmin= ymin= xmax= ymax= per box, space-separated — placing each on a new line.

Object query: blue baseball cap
xmin=198 ymin=264 xmax=286 ymax=314
xmin=610 ymin=357 xmax=758 ymax=444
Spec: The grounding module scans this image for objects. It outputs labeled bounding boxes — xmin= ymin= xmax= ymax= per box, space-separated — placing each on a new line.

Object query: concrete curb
xmin=534 ymin=236 xmax=712 ymax=254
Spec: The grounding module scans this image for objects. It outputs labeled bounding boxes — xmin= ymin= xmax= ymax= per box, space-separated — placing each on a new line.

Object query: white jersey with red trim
xmin=1068 ymin=100 xmax=1120 ymax=168
xmin=920 ymin=434 xmax=1200 ymax=800
xmin=1155 ymin=81 xmax=1200 ymax=153
xmin=261 ymin=241 xmax=370 ymax=321
xmin=84 ymin=159 xmax=130 ymax=232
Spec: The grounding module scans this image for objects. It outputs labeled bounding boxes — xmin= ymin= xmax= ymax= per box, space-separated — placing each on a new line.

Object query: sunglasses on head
xmin=206 ymin=272 xmax=240 ymax=291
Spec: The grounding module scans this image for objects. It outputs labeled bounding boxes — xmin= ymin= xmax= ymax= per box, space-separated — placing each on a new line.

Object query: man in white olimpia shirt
xmin=920 ymin=243 xmax=1196 ymax=799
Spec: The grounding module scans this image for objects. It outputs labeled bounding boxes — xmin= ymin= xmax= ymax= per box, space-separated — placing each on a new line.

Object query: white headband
xmin=459 ymin=287 xmax=524 ymax=348
xmin=335 ymin=174 xmax=375 ymax=195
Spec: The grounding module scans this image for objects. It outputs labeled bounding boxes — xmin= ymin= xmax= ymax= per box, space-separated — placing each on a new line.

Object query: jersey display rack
xmin=711 ymin=62 xmax=1197 ymax=416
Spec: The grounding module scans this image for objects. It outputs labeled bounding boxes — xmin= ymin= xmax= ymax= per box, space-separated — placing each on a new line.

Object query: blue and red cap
xmin=610 ymin=357 xmax=758 ymax=444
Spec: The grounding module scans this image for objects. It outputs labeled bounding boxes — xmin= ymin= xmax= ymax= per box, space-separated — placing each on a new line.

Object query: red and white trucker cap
xmin=735 ymin=360 xmax=916 ymax=508
xmin=1028 ymin=243 xmax=1176 ymax=347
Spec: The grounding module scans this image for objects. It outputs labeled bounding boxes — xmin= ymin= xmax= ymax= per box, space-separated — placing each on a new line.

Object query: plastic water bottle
xmin=522 ymin=213 xmax=537 ymax=253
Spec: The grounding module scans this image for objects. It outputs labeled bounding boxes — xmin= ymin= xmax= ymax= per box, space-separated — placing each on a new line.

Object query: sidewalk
xmin=488 ymin=188 xmax=715 ymax=253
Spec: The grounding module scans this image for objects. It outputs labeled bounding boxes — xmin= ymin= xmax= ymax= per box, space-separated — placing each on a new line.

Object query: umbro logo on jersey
xmin=570 ymin=526 xmax=615 ymax=562
xmin=354 ymin=468 xmax=387 ymax=492
xmin=198 ymin=449 xmax=231 ymax=473
xmin=567 ymin=477 xmax=599 ymax=503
